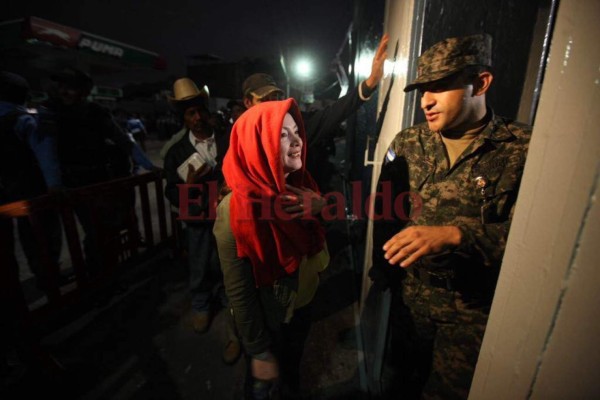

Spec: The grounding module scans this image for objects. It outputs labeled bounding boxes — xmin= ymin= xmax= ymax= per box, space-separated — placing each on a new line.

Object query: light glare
xmin=355 ymin=51 xmax=374 ymax=79
xmin=295 ymin=58 xmax=313 ymax=79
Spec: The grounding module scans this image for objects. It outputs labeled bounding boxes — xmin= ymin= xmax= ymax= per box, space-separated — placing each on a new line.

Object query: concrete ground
xmin=3 ymin=137 xmax=371 ymax=399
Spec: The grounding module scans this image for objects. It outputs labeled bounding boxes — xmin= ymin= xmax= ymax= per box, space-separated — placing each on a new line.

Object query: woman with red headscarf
xmin=214 ymin=98 xmax=329 ymax=398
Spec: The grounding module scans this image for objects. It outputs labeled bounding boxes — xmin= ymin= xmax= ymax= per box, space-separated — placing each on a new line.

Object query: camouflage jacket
xmin=385 ymin=110 xmax=531 ymax=270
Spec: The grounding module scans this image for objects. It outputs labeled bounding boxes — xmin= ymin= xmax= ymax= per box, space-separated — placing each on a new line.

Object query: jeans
xmin=186 ymin=223 xmax=225 ymax=312
xmin=244 ymin=304 xmax=313 ymax=399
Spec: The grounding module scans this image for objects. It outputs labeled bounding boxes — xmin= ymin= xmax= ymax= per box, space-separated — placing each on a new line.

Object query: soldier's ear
xmin=473 ymin=71 xmax=493 ymax=96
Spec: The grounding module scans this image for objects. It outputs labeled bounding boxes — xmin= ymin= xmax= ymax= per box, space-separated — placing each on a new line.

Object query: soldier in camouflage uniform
xmin=370 ymin=34 xmax=532 ymax=399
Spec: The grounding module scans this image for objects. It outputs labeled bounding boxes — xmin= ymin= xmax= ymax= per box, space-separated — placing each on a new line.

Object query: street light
xmin=294 ymin=57 xmax=313 ymax=81
xmin=291 ymin=56 xmax=315 ymax=107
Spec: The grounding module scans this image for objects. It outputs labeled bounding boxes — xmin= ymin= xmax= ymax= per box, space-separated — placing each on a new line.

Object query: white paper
xmin=177 ymin=152 xmax=206 ymax=181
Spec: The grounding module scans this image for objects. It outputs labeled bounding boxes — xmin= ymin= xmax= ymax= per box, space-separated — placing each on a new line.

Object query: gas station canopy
xmin=0 ymin=16 xmax=166 ymax=80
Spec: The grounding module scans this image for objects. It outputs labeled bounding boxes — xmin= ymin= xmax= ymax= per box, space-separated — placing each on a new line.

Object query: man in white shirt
xmin=163 ymin=78 xmax=239 ymax=363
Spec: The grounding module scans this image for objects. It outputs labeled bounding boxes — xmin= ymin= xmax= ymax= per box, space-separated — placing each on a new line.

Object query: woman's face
xmin=280 ymin=113 xmax=303 ymax=175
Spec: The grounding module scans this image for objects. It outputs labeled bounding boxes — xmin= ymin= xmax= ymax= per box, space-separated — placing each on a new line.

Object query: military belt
xmin=409 ymin=266 xmax=455 ymax=290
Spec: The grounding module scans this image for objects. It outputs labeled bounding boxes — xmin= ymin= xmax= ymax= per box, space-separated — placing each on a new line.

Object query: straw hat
xmin=168 ymin=78 xmax=209 ymax=102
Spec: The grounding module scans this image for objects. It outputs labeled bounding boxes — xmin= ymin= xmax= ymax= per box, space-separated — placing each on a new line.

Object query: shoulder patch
xmin=385 ymin=147 xmax=396 ymax=163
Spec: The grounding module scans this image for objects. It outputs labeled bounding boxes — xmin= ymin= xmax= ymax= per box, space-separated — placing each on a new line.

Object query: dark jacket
xmin=46 ymin=99 xmax=133 ymax=188
xmin=214 ymin=193 xmax=298 ymax=355
xmin=304 ymin=82 xmax=371 ymax=147
xmin=0 ymin=105 xmax=47 ymax=203
xmin=304 ymin=83 xmax=373 ymax=188
xmin=164 ymin=128 xmax=229 ymax=224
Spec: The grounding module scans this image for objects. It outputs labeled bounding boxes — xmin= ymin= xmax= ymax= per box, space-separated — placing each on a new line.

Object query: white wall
xmin=470 ymin=0 xmax=600 ymax=398
xmin=360 ymin=0 xmax=420 ymax=306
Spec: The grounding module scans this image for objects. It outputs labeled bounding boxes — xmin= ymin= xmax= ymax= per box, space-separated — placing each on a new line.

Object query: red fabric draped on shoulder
xmin=223 ymin=99 xmax=325 ymax=287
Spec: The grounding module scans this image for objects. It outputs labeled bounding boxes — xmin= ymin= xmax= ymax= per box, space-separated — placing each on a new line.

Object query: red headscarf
xmin=223 ymin=98 xmax=325 ymax=287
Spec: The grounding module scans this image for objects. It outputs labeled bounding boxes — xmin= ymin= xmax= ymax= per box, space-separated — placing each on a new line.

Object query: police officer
xmin=370 ymin=34 xmax=532 ymax=398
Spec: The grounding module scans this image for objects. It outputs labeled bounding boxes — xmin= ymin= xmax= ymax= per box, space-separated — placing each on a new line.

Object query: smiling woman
xmin=280 ymin=113 xmax=303 ymax=175
xmin=214 ymin=98 xmax=330 ymax=397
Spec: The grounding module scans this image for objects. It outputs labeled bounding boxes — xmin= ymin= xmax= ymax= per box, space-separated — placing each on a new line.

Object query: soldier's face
xmin=419 ymin=73 xmax=481 ymax=133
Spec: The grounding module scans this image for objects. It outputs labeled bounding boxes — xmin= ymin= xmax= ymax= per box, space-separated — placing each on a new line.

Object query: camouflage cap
xmin=404 ymin=34 xmax=492 ymax=92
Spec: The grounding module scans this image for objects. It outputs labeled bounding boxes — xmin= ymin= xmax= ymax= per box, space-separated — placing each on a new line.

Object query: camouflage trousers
xmin=384 ymin=273 xmax=490 ymax=400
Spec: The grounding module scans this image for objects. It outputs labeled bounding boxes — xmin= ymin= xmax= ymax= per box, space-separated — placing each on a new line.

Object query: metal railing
xmin=0 ymin=171 xmax=176 ymax=352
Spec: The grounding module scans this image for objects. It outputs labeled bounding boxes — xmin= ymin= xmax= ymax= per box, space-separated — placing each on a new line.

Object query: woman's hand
xmin=280 ymin=184 xmax=326 ymax=218
xmin=251 ymin=352 xmax=279 ymax=381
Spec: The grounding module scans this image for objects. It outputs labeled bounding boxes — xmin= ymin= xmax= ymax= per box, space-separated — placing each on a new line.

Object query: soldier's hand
xmin=185 ymin=163 xmax=211 ymax=184
xmin=365 ymin=33 xmax=389 ymax=90
xmin=383 ymin=226 xmax=462 ymax=267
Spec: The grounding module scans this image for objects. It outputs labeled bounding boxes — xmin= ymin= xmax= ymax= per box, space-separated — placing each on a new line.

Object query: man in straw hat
xmin=369 ymin=34 xmax=532 ymax=398
xmin=163 ymin=77 xmax=240 ymax=363
xmin=159 ymin=79 xmax=210 ymax=159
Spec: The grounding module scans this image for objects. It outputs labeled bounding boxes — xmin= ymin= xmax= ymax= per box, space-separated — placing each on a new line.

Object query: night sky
xmin=5 ymin=0 xmax=355 ymax=82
